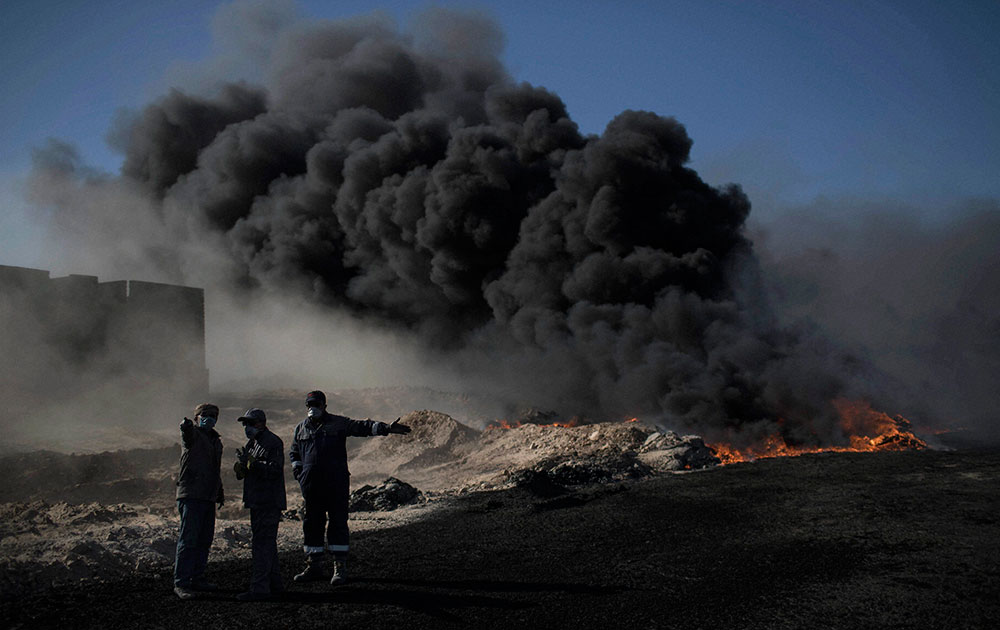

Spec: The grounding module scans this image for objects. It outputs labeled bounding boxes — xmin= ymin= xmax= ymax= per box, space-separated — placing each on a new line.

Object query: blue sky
xmin=2 ymin=0 xmax=999 ymax=267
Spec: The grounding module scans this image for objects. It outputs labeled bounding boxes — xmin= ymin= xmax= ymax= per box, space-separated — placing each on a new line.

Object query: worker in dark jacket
xmin=173 ymin=402 xmax=224 ymax=600
xmin=233 ymin=408 xmax=286 ymax=602
xmin=289 ymin=390 xmax=410 ymax=585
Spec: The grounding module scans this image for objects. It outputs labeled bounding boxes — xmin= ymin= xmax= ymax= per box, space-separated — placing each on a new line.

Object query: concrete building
xmin=0 ymin=265 xmax=208 ymax=414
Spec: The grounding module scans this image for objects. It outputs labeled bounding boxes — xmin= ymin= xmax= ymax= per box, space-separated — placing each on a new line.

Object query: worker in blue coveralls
xmin=289 ymin=390 xmax=410 ymax=585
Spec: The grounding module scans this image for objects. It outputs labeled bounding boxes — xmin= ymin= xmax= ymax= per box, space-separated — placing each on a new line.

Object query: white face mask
xmin=307 ymin=406 xmax=323 ymax=419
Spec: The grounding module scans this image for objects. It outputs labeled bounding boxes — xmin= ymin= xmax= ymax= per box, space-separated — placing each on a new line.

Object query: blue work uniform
xmin=289 ymin=411 xmax=385 ymax=557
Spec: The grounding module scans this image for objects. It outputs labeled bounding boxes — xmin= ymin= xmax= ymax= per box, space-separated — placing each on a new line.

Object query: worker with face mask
xmin=233 ymin=408 xmax=287 ymax=601
xmin=289 ymin=390 xmax=410 ymax=585
xmin=173 ymin=403 xmax=225 ymax=600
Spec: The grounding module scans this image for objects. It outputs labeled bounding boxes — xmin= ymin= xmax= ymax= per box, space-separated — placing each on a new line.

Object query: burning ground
xmin=1 ymin=432 xmax=997 ymax=628
xmin=1 ymin=400 xmax=998 ymax=628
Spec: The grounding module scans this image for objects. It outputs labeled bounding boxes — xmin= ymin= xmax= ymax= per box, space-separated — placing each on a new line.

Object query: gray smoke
xmin=754 ymin=198 xmax=1000 ymax=438
xmin=26 ymin=5 xmax=949 ymax=445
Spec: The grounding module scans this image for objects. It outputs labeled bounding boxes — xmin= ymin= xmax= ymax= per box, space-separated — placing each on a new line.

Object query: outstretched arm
xmin=344 ymin=416 xmax=383 ymax=437
xmin=180 ymin=417 xmax=195 ymax=448
xmin=347 ymin=416 xmax=411 ymax=436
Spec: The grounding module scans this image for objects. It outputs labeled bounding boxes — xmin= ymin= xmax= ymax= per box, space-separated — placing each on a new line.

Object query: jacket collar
xmin=306 ymin=410 xmax=328 ymax=425
xmin=197 ymin=425 xmax=220 ymax=439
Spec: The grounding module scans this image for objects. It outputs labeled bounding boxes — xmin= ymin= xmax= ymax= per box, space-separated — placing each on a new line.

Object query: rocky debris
xmin=219 ymin=525 xmax=253 ymax=548
xmin=0 ymin=501 xmax=139 ymax=538
xmin=349 ymin=412 xmax=722 ymax=491
xmin=0 ymin=411 xmax=724 ymax=511
xmin=349 ymin=478 xmax=423 ymax=512
xmin=0 ymin=501 xmax=177 ymax=597
xmin=545 ymin=454 xmax=654 ymax=484
xmin=0 ymin=491 xmax=441 ymax=599
xmin=506 ymin=469 xmax=568 ymax=498
xmin=638 ymin=431 xmax=721 ymax=471
xmin=505 ymin=453 xmax=651 ymax=495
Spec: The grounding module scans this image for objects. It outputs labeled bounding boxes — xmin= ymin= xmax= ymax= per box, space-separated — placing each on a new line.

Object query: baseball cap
xmin=305 ymin=390 xmax=326 ymax=406
xmin=237 ymin=408 xmax=267 ymax=423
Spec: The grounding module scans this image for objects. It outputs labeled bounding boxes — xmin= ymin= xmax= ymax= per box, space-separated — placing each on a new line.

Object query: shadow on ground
xmin=2 ymin=449 xmax=998 ymax=629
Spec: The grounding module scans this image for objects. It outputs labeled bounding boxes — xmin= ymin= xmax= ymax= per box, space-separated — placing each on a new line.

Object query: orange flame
xmin=708 ymin=399 xmax=928 ymax=465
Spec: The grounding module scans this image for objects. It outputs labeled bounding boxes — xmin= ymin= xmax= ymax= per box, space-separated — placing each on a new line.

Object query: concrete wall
xmin=0 ymin=265 xmax=208 ymax=414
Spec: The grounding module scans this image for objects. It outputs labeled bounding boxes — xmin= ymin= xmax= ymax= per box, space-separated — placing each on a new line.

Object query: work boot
xmin=173 ymin=585 xmax=198 ymax=600
xmin=329 ymin=558 xmax=348 ymax=585
xmin=293 ymin=553 xmax=328 ymax=582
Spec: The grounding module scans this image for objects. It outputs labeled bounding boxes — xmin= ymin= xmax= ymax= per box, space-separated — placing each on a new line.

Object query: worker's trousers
xmin=249 ymin=508 xmax=283 ymax=593
xmin=301 ymin=475 xmax=351 ymax=558
xmin=174 ymin=498 xmax=215 ymax=587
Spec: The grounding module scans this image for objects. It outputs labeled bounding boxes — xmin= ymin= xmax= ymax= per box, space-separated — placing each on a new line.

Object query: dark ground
xmin=2 ymin=448 xmax=998 ymax=629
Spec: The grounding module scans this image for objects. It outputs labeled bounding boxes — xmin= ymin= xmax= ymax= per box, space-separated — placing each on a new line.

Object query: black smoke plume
xmin=28 ymin=6 xmax=878 ymax=444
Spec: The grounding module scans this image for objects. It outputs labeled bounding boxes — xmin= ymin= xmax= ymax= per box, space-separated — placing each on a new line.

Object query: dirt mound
xmin=347 ymin=410 xmax=481 ymax=487
xmin=348 ymin=413 xmax=718 ymax=491
xmin=638 ymin=431 xmax=721 ymax=470
xmin=349 ymin=478 xmax=423 ymax=512
xmin=0 ymin=500 xmax=176 ymax=597
xmin=0 ymin=413 xmax=720 ymax=509
xmin=458 ymin=422 xmax=660 ymax=490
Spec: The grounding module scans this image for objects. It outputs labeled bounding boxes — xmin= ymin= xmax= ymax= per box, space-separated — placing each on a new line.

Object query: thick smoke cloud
xmin=754 ymin=199 xmax=1000 ymax=437
xmin=27 ymin=4 xmax=905 ymax=444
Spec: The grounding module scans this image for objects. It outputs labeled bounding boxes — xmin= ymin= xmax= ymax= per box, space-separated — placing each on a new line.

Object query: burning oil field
xmin=2 ymin=3 xmax=1000 ymax=629
xmin=1 ymin=390 xmax=998 ymax=629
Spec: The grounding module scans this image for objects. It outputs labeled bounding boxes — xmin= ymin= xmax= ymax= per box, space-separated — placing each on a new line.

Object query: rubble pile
xmin=540 ymin=454 xmax=653 ymax=485
xmin=638 ymin=431 xmax=721 ymax=470
xmin=349 ymin=412 xmax=722 ymax=491
xmin=0 ymin=501 xmax=177 ymax=597
xmin=349 ymin=477 xmax=423 ymax=512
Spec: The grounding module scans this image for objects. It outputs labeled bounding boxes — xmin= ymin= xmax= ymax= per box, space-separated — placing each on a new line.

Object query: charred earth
xmin=0 ymin=410 xmax=998 ymax=629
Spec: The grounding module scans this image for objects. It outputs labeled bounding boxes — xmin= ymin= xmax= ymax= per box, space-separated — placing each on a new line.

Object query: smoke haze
xmin=753 ymin=198 xmax=1000 ymax=437
xmin=13 ymin=2 xmax=999 ymax=446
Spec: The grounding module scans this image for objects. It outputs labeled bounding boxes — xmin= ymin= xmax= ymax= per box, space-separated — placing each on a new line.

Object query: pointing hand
xmin=387 ymin=417 xmax=411 ymax=435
